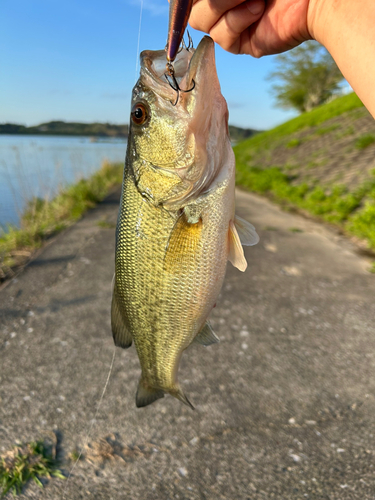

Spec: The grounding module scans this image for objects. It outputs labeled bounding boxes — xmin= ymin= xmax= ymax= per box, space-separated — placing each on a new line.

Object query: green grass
xmin=314 ymin=124 xmax=340 ymax=136
xmin=0 ymin=441 xmax=64 ymax=497
xmin=96 ymin=219 xmax=117 ymax=229
xmin=69 ymin=450 xmax=82 ymax=462
xmin=335 ymin=126 xmax=355 ymax=139
xmin=235 ymin=163 xmax=375 ymax=249
xmin=347 ymin=196 xmax=375 ymax=247
xmin=355 ymin=134 xmax=375 ymax=149
xmin=286 ymin=138 xmax=301 ymax=148
xmin=0 ymin=161 xmax=123 ymax=282
xmin=233 ymin=91 xmax=375 ymax=253
xmin=235 ymin=93 xmax=364 ymax=167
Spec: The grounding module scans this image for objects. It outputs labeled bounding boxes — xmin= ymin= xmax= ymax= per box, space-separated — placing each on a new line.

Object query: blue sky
xmin=0 ymin=0 xmax=297 ymax=130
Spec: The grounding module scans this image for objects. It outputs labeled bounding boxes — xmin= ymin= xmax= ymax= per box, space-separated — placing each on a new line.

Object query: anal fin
xmin=111 ymin=283 xmax=132 ymax=349
xmin=194 ymin=321 xmax=219 ymax=346
xmin=136 ymin=378 xmax=164 ymax=408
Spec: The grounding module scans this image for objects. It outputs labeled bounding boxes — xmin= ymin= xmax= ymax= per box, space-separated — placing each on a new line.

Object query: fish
xmin=112 ymin=36 xmax=259 ymax=409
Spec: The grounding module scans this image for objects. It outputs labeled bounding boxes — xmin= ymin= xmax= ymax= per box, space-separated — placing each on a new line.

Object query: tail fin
xmin=172 ymin=387 xmax=195 ymax=410
xmin=136 ymin=378 xmax=194 ymax=410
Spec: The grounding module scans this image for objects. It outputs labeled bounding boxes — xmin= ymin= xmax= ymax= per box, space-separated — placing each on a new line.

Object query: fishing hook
xmin=186 ymin=29 xmax=193 ymax=50
xmin=164 ymin=62 xmax=195 ymax=106
xmin=180 ymin=30 xmax=193 ymax=52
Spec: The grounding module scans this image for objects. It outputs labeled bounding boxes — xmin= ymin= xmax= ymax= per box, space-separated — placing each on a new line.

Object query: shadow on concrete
xmin=28 ymin=255 xmax=76 ymax=267
xmin=0 ymin=295 xmax=96 ymax=318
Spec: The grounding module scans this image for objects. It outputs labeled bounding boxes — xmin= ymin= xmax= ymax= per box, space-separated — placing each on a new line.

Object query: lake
xmin=0 ymin=135 xmax=127 ymax=229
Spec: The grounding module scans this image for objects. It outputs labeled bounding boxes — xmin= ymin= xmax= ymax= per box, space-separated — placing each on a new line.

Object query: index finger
xmin=190 ymin=0 xmax=247 ymax=33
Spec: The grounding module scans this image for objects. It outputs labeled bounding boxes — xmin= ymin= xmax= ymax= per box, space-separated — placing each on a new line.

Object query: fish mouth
xmin=140 ymin=36 xmax=216 ymax=102
xmin=135 ymin=36 xmax=227 ymax=208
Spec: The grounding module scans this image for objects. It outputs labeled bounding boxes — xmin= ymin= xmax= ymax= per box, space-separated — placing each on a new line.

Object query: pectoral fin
xmin=164 ymin=211 xmax=203 ymax=272
xmin=194 ymin=321 xmax=220 ymax=346
xmin=228 ymin=220 xmax=247 ymax=272
xmin=111 ymin=284 xmax=132 ymax=349
xmin=136 ymin=378 xmax=164 ymax=408
xmin=234 ymin=215 xmax=259 ymax=246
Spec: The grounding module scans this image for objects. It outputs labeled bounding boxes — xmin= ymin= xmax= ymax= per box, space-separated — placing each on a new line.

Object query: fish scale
xmin=112 ymin=37 xmax=259 ymax=408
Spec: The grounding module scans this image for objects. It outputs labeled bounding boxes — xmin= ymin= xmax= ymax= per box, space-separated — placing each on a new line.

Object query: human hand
xmin=189 ymin=0 xmax=320 ymax=57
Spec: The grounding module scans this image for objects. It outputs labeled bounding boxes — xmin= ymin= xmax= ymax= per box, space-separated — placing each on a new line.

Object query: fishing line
xmin=134 ymin=0 xmax=144 ymax=83
xmin=62 ymin=347 xmax=116 ymax=499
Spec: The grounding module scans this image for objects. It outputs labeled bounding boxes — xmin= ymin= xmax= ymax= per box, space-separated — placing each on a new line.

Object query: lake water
xmin=0 ymin=135 xmax=127 ymax=229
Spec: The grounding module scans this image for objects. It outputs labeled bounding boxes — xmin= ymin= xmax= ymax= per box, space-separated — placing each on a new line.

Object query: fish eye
xmin=131 ymin=102 xmax=149 ymax=126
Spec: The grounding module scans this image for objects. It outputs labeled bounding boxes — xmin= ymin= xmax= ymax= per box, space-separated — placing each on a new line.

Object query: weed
xmin=290 ymin=228 xmax=303 ymax=233
xmin=347 ymin=198 xmax=375 ymax=247
xmin=69 ymin=450 xmax=82 ymax=462
xmin=97 ymin=220 xmax=116 ymax=229
xmin=351 ymin=108 xmax=368 ymax=120
xmin=314 ymin=124 xmax=340 ymax=136
xmin=284 ymin=163 xmax=298 ymax=171
xmin=355 ymin=134 xmax=375 ymax=150
xmin=369 ymin=262 xmax=375 ymax=274
xmin=286 ymin=138 xmax=301 ymax=148
xmin=335 ymin=126 xmax=355 ymax=139
xmin=306 ymin=159 xmax=328 ymax=169
xmin=0 ymin=441 xmax=64 ymax=497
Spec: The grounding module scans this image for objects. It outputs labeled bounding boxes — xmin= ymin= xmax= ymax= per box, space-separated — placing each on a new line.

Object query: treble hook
xmin=164 ymin=62 xmax=195 ymax=106
xmin=180 ymin=30 xmax=193 ymax=52
xmin=186 ymin=29 xmax=193 ymax=50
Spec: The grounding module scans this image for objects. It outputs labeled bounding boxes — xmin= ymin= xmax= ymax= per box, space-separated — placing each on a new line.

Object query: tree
xmin=268 ymin=41 xmax=344 ymax=113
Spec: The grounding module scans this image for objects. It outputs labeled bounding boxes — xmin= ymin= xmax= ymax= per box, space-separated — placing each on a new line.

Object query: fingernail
xmin=247 ymin=0 xmax=264 ymax=15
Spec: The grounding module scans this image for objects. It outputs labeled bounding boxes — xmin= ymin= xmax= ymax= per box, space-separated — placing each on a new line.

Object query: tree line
xmin=0 ymin=121 xmax=129 ymax=137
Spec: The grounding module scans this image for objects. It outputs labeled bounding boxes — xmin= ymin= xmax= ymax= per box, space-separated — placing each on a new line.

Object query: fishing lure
xmin=165 ymin=0 xmax=195 ymax=105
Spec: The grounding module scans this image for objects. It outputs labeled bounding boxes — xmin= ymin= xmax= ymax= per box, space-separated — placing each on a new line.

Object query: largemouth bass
xmin=112 ymin=36 xmax=259 ymax=409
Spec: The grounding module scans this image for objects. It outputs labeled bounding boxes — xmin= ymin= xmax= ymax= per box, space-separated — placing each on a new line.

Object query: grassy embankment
xmin=234 ymin=92 xmax=375 ymax=262
xmin=0 ymin=162 xmax=123 ymax=282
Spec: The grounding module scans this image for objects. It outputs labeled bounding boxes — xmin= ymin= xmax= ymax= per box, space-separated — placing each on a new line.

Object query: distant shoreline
xmin=0 ymin=133 xmax=128 ymax=138
xmin=0 ymin=121 xmax=129 ymax=138
xmin=0 ymin=121 xmax=259 ymax=142
xmin=0 ymin=133 xmax=127 ymax=139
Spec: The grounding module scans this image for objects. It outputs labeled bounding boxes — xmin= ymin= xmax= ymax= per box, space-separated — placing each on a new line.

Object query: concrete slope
xmin=1 ymin=187 xmax=375 ymax=499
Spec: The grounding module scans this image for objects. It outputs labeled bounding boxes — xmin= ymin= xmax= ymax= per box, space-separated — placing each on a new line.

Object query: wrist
xmin=307 ymin=0 xmax=375 ymax=119
xmin=307 ymin=0 xmax=334 ymax=47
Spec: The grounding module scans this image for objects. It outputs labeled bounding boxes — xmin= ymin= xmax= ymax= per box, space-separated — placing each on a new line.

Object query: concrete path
xmin=1 ymin=187 xmax=375 ymax=499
